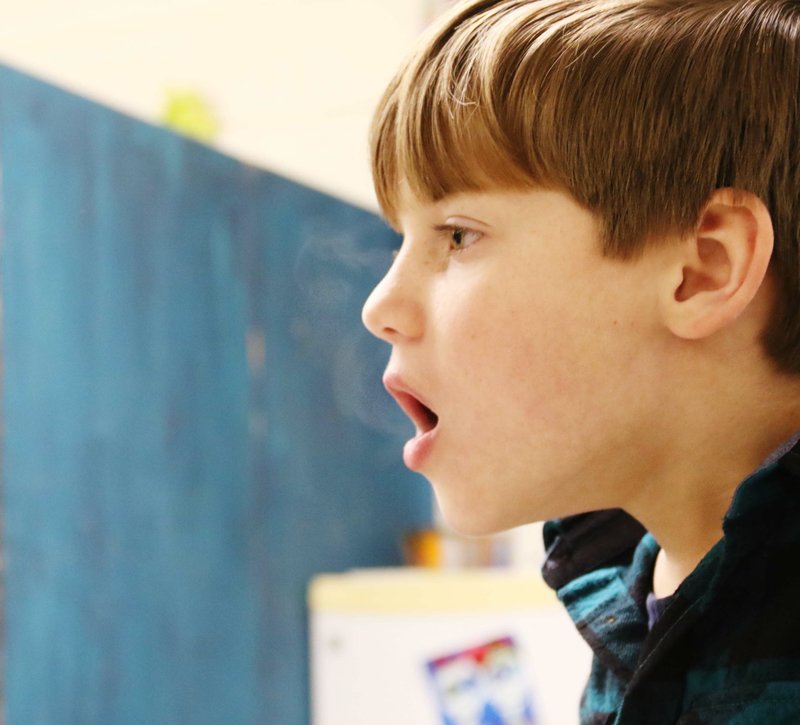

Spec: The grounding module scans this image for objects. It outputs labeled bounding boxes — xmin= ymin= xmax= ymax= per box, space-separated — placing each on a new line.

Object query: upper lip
xmin=383 ymin=371 xmax=439 ymax=434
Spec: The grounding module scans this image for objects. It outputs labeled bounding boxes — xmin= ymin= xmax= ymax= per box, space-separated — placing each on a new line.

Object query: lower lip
xmin=403 ymin=427 xmax=439 ymax=471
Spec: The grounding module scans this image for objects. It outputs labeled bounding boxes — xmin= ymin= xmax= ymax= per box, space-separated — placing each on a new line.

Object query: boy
xmin=361 ymin=0 xmax=800 ymax=722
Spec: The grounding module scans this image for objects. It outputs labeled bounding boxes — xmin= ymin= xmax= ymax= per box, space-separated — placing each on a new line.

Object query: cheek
xmin=450 ymin=292 xmax=585 ymax=395
xmin=442 ymin=286 xmax=629 ymax=454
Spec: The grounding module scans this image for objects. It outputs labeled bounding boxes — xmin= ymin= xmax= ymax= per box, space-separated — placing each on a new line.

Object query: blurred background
xmin=1 ymin=0 xmax=456 ymax=208
xmin=0 ymin=2 xmax=588 ymax=724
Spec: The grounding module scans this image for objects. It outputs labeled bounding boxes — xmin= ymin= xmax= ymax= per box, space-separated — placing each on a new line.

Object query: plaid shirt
xmin=541 ymin=437 xmax=800 ymax=724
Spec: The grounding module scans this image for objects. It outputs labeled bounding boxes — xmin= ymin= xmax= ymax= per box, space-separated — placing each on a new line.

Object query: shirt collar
xmin=542 ymin=431 xmax=800 ymax=594
xmin=753 ymin=430 xmax=800 ymax=474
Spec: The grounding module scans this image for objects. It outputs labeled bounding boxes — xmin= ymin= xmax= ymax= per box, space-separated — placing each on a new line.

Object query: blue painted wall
xmin=0 ymin=64 xmax=430 ymax=725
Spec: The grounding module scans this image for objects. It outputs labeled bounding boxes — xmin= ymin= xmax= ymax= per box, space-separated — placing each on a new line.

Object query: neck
xmin=627 ymin=402 xmax=800 ymax=599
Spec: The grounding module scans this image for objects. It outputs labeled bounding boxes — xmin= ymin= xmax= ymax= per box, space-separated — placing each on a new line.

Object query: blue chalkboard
xmin=0 ymin=63 xmax=430 ymax=725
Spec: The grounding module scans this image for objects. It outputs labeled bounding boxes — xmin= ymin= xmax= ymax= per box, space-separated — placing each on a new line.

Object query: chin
xmin=435 ymin=497 xmax=516 ymax=539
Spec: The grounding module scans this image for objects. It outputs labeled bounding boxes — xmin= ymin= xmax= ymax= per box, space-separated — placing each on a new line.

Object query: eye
xmin=436 ymin=225 xmax=483 ymax=253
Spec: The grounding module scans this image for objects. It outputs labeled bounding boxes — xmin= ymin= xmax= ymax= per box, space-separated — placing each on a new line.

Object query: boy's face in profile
xmin=363 ymin=184 xmax=673 ymax=536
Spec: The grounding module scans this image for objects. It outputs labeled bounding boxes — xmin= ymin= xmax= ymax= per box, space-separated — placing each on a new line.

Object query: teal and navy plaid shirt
xmin=542 ymin=436 xmax=800 ymax=724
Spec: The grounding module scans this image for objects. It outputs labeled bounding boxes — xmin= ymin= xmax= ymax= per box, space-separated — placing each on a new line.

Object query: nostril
xmin=382 ymin=324 xmax=402 ymax=340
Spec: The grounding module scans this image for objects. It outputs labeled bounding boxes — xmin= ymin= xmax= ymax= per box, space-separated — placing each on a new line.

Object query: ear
xmin=659 ymin=189 xmax=774 ymax=341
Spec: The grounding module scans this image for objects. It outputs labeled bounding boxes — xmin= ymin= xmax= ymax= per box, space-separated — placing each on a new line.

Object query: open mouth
xmin=384 ymin=378 xmax=439 ymax=435
xmin=383 ymin=373 xmax=440 ymax=470
xmin=399 ymin=392 xmax=439 ymax=434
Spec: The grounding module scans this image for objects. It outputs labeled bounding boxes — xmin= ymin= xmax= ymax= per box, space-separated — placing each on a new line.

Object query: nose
xmin=361 ymin=252 xmax=425 ymax=344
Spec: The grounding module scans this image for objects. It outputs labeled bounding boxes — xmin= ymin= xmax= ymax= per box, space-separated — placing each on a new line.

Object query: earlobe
xmin=661 ymin=189 xmax=773 ymax=341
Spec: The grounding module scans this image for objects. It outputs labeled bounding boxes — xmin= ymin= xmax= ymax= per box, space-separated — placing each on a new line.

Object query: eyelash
xmin=390 ymin=225 xmax=482 ymax=260
xmin=435 ymin=224 xmax=482 ymax=254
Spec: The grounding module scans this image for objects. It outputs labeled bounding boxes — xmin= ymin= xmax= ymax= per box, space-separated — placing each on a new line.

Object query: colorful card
xmin=426 ymin=636 xmax=536 ymax=724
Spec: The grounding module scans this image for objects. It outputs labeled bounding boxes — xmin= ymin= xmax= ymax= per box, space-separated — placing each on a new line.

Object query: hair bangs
xmin=369 ymin=0 xmax=800 ymax=373
xmin=370 ymin=4 xmax=545 ymax=228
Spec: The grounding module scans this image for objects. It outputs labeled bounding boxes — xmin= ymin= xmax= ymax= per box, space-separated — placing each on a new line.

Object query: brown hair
xmin=370 ymin=0 xmax=800 ymax=373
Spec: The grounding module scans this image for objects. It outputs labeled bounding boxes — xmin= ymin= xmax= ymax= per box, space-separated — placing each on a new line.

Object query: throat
xmin=652 ymin=542 xmax=721 ymax=598
xmin=652 ymin=549 xmax=685 ymax=598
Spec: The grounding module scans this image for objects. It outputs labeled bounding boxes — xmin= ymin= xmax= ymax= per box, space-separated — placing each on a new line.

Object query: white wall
xmin=0 ymin=0 xmax=453 ymax=209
